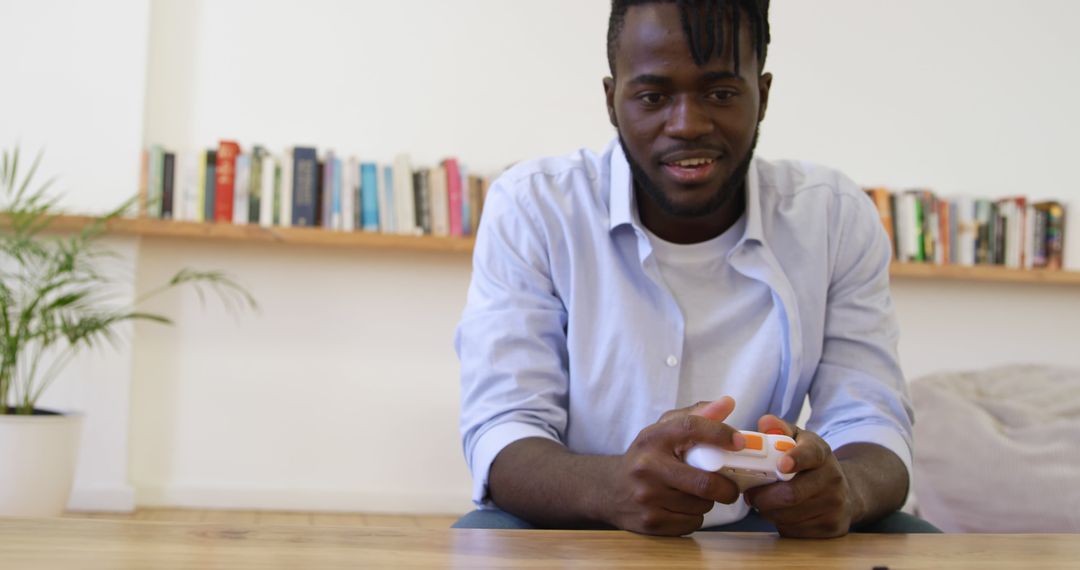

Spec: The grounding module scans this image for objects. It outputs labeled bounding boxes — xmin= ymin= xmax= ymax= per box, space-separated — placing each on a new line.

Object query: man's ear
xmin=757 ymin=72 xmax=773 ymax=123
xmin=602 ymin=77 xmax=618 ymax=128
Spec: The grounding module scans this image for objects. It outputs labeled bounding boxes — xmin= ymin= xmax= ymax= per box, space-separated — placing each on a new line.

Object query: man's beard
xmin=619 ymin=129 xmax=759 ymax=219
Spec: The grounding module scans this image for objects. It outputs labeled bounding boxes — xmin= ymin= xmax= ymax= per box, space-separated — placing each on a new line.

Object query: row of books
xmin=137 ymin=141 xmax=492 ymax=237
xmin=864 ymin=188 xmax=1066 ymax=270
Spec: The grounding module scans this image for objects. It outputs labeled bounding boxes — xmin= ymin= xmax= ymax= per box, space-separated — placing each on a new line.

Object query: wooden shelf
xmin=889 ymin=262 xmax=1080 ymax=286
xmin=18 ymin=216 xmax=1080 ymax=285
xmin=42 ymin=215 xmax=477 ymax=254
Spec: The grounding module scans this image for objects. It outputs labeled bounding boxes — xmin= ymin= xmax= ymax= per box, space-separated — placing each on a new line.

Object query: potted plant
xmin=0 ymin=147 xmax=255 ymax=517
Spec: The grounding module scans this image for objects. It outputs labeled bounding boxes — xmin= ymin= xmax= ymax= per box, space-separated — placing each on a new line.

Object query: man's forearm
xmin=834 ymin=442 xmax=909 ymax=526
xmin=487 ymin=438 xmax=618 ymax=529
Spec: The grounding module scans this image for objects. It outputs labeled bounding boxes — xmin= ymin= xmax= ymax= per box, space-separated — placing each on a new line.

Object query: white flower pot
xmin=0 ymin=411 xmax=83 ymax=517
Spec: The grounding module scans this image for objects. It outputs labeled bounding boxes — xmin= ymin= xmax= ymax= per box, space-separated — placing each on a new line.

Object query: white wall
xmin=4 ymin=0 xmax=1080 ymax=514
xmin=0 ymin=0 xmax=151 ymax=510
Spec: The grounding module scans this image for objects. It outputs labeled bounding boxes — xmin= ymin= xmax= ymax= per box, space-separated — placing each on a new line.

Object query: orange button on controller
xmin=743 ymin=433 xmax=763 ymax=451
xmin=774 ymin=440 xmax=795 ymax=452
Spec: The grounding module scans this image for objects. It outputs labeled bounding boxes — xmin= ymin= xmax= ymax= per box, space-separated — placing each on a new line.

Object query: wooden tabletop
xmin=1 ymin=517 xmax=1077 ymax=569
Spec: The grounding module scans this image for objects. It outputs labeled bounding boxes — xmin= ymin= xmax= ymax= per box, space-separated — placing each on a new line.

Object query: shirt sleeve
xmin=453 ymin=177 xmax=569 ymax=508
xmin=806 ymin=178 xmax=915 ymax=482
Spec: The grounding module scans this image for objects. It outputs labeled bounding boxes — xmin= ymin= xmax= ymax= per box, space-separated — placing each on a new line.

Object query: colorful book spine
xmin=332 ymin=156 xmax=343 ymax=231
xmin=443 ymin=158 xmax=463 ymax=237
xmin=214 ymin=141 xmax=240 ymax=222
xmin=360 ymin=163 xmax=380 ymax=231
xmin=291 ymin=147 xmax=318 ymax=227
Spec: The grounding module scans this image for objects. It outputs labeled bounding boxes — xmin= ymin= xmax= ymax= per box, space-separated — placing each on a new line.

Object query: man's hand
xmin=742 ymin=415 xmax=865 ymax=538
xmin=602 ymin=397 xmax=745 ymax=536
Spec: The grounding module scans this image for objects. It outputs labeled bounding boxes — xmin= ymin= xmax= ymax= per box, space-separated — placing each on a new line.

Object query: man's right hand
xmin=601 ymin=397 xmax=746 ymax=536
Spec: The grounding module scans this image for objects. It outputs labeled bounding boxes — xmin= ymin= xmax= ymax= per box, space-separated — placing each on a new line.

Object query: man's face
xmin=604 ymin=3 xmax=771 ymax=218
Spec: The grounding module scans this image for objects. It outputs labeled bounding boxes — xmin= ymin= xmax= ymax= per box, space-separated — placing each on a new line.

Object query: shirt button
xmin=666 ymin=355 xmax=679 ymax=368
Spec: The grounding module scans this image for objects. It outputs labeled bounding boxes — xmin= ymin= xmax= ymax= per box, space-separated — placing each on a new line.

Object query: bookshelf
xmin=30 ymin=215 xmax=1080 ymax=285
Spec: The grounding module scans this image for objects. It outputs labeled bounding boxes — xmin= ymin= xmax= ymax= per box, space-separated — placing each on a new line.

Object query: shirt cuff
xmin=469 ymin=421 xmax=561 ymax=508
xmin=821 ymin=423 xmax=913 ymax=485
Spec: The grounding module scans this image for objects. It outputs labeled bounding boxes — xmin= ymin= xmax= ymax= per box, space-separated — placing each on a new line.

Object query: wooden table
xmin=2 ymin=518 xmax=1077 ymax=569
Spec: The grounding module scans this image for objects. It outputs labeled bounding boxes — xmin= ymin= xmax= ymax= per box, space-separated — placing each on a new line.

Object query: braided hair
xmin=607 ymin=0 xmax=771 ymax=76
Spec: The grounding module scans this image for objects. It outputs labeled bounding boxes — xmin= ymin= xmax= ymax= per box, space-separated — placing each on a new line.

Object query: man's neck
xmin=635 ymin=184 xmax=747 ymax=245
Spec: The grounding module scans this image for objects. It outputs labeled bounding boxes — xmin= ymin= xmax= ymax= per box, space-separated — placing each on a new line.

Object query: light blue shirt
xmin=455 ymin=139 xmax=914 ymax=522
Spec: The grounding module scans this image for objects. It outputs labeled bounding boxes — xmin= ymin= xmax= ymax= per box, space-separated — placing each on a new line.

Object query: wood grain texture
xmin=6 ymin=518 xmax=1080 ymax=569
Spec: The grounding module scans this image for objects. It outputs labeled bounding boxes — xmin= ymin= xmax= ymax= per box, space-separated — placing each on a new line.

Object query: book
xmin=413 ymin=169 xmax=432 ymax=235
xmin=393 ymin=154 xmax=416 ymax=235
xmin=443 ymin=158 xmax=463 ymax=236
xmin=232 ymin=153 xmax=251 ymax=225
xmin=381 ymin=165 xmax=396 ymax=234
xmin=360 ymin=163 xmax=380 ymax=231
xmin=258 ymin=153 xmax=275 ymax=227
xmin=467 ymin=175 xmax=484 ymax=236
xmin=1034 ymin=201 xmax=1066 ymax=270
xmin=430 ymin=165 xmax=450 ymax=237
xmin=291 ymin=147 xmax=318 ymax=227
xmin=331 ymin=156 xmax=343 ymax=231
xmin=279 ymin=148 xmax=293 ymax=228
xmin=249 ymin=146 xmax=268 ymax=224
xmin=203 ymin=150 xmax=217 ymax=223
xmin=161 ymin=152 xmax=176 ymax=220
xmin=342 ymin=157 xmax=356 ymax=232
xmin=215 ymin=140 xmax=240 ymax=222
xmin=321 ymin=151 xmax=335 ymax=230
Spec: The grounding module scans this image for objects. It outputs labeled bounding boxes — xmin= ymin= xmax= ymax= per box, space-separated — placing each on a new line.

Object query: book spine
xmin=413 ymin=170 xmax=432 ymax=235
xmin=214 ymin=141 xmax=240 ymax=222
xmin=361 ymin=163 xmax=380 ymax=231
xmin=279 ymin=149 xmax=293 ymax=228
xmin=468 ymin=175 xmax=483 ymax=237
xmin=431 ymin=165 xmax=450 ymax=237
xmin=249 ymin=147 xmax=266 ymax=224
xmin=232 ymin=153 xmax=251 ymax=225
xmin=393 ymin=154 xmax=416 ymax=235
xmin=332 ymin=157 xmax=343 ymax=231
xmin=203 ymin=150 xmax=217 ymax=223
xmin=341 ymin=157 xmax=355 ymax=232
xmin=444 ymin=158 xmax=463 ymax=237
xmin=161 ymin=152 xmax=175 ymax=220
xmin=259 ymin=154 xmax=275 ymax=227
xmin=381 ymin=165 xmax=396 ymax=233
xmin=321 ymin=152 xmax=335 ymax=229
xmin=291 ymin=147 xmax=318 ymax=227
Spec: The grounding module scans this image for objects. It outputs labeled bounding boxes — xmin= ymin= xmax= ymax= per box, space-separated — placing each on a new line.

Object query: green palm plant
xmin=0 ymin=147 xmax=256 ymax=415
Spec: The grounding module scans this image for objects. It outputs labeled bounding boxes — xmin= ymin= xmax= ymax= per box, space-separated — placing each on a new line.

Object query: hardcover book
xmin=161 ymin=152 xmax=175 ymax=220
xmin=215 ymin=140 xmax=240 ymax=222
xmin=203 ymin=150 xmax=217 ymax=223
xmin=443 ymin=158 xmax=463 ymax=237
xmin=291 ymin=147 xmax=318 ymax=227
xmin=360 ymin=163 xmax=380 ymax=232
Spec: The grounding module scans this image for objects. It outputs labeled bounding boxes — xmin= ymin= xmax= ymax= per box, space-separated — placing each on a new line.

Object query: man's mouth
xmin=661 ymin=157 xmax=719 ymax=185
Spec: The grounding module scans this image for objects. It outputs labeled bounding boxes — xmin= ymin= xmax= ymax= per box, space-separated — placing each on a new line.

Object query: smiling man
xmin=453 ymin=0 xmax=939 ymax=537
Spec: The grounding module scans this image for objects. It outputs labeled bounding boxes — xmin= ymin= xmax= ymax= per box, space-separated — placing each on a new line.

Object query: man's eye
xmin=709 ymin=90 xmax=737 ymax=102
xmin=638 ymin=93 xmax=666 ymax=106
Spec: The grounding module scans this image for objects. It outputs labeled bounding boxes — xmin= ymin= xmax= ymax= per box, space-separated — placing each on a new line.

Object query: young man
xmin=454 ymin=0 xmax=938 ymax=537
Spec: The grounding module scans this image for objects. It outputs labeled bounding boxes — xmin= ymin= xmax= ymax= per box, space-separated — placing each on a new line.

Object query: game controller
xmin=684 ymin=430 xmax=797 ymax=492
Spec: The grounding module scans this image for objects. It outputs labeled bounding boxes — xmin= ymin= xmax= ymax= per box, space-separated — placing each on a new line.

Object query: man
xmin=454 ymin=0 xmax=938 ymax=537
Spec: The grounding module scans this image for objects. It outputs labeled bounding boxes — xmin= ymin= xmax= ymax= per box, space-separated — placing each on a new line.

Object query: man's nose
xmin=664 ymin=96 xmax=715 ymax=140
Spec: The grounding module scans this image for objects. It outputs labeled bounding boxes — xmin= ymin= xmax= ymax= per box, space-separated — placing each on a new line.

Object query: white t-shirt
xmin=646 ymin=214 xmax=783 ymax=527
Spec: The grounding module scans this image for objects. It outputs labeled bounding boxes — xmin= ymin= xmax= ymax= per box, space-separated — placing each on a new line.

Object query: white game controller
xmin=685 ymin=430 xmax=797 ymax=492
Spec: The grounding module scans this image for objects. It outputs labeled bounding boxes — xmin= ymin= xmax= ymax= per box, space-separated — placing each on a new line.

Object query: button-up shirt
xmin=455 ymin=139 xmax=914 ymax=528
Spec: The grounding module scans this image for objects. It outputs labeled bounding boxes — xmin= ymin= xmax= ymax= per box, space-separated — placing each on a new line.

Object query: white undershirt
xmin=646 ymin=215 xmax=783 ymax=528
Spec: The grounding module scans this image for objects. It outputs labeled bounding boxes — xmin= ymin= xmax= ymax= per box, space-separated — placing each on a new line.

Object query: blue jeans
xmin=452 ymin=509 xmax=942 ymax=533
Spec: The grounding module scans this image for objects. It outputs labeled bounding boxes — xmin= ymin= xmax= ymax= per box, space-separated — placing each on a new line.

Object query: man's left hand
xmin=742 ymin=416 xmax=865 ymax=538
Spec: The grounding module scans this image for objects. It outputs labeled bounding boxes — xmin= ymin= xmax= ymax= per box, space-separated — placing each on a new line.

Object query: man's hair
xmin=607 ymin=0 xmax=771 ymax=76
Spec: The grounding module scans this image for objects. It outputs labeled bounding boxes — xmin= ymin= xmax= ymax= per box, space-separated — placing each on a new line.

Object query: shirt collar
xmin=607 ymin=138 xmax=766 ymax=246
